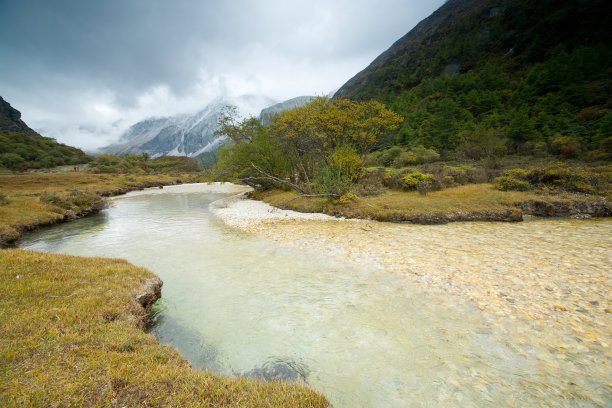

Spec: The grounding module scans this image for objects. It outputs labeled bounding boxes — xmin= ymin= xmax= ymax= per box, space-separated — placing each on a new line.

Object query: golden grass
xmin=0 ymin=173 xmax=209 ymax=246
xmin=254 ymin=184 xmax=603 ymax=223
xmin=0 ymin=249 xmax=329 ymax=407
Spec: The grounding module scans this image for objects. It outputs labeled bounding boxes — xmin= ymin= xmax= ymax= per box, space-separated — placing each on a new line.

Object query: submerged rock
xmin=244 ymin=358 xmax=309 ymax=382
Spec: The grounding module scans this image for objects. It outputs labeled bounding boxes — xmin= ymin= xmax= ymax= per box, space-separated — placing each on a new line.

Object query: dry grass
xmin=0 ymin=173 xmax=209 ymax=246
xmin=0 ymin=249 xmax=329 ymax=407
xmin=255 ymin=184 xmax=605 ymax=223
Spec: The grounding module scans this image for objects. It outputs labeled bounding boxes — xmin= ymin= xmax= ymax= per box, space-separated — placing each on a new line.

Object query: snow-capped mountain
xmin=258 ymin=96 xmax=314 ymax=126
xmin=99 ymin=95 xmax=275 ymax=158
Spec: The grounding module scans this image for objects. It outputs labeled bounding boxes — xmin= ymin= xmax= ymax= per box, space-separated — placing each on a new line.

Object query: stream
xmin=19 ymin=184 xmax=612 ymax=407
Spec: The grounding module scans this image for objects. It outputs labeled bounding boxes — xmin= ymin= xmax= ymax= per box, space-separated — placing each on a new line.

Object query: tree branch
xmin=248 ymin=163 xmax=308 ymax=194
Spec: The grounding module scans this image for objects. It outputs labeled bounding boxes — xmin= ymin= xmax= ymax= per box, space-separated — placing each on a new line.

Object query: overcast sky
xmin=0 ymin=0 xmax=444 ymax=151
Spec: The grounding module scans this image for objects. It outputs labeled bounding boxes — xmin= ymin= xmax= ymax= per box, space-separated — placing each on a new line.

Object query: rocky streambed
xmin=213 ymin=193 xmax=612 ymax=406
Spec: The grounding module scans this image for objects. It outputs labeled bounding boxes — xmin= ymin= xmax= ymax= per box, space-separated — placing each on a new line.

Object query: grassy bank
xmin=253 ymin=183 xmax=609 ymax=224
xmin=0 ymin=173 xmax=210 ymax=246
xmin=0 ymin=249 xmax=328 ymax=407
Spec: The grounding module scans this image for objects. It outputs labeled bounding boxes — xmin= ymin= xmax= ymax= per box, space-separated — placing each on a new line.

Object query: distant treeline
xmin=91 ymin=154 xmax=201 ymax=174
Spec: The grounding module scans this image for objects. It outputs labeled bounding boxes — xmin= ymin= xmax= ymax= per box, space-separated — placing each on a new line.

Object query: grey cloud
xmin=0 ymin=0 xmax=444 ymax=149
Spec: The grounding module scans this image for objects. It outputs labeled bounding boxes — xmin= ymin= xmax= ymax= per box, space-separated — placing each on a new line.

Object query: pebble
xmin=215 ymin=194 xmax=612 ymax=392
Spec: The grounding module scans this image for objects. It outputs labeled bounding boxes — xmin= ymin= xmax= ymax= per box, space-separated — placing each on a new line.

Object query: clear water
xmin=19 ymin=185 xmax=612 ymax=407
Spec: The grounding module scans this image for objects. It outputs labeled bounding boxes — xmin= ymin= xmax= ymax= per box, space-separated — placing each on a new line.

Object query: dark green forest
xmin=340 ymin=0 xmax=611 ymax=162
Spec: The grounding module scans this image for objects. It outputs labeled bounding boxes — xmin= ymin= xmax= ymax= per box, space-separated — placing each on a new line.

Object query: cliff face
xmin=0 ymin=96 xmax=40 ymax=136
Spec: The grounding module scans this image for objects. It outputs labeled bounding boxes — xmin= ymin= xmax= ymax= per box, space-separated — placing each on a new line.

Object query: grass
xmin=254 ymin=183 xmax=608 ymax=223
xmin=0 ymin=249 xmax=329 ymax=407
xmin=0 ymin=173 xmax=210 ymax=246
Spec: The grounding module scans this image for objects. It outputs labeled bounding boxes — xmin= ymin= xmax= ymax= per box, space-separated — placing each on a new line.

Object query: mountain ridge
xmin=99 ymin=95 xmax=276 ymax=158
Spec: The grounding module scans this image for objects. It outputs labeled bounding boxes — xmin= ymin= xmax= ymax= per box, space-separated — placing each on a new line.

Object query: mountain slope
xmin=0 ymin=96 xmax=92 ymax=170
xmin=335 ymin=0 xmax=612 ymax=158
xmin=100 ymin=95 xmax=275 ymax=158
xmin=259 ymin=96 xmax=315 ymax=126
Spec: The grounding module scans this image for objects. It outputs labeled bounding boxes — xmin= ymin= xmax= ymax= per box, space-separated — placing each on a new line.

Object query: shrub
xmin=600 ymin=136 xmax=612 ymax=154
xmin=401 ymin=172 xmax=441 ymax=193
xmin=495 ymin=175 xmax=531 ymax=191
xmin=416 ymin=176 xmax=442 ymax=195
xmin=0 ymin=152 xmax=25 ymax=170
xmin=585 ymin=149 xmax=610 ymax=161
xmin=505 ymin=168 xmax=529 ymax=179
xmin=392 ymin=145 xmax=440 ymax=167
xmin=315 ymin=144 xmax=364 ymax=196
xmin=354 ymin=169 xmax=388 ymax=196
xmin=496 ymin=165 xmax=611 ymax=195
xmin=413 ymin=145 xmax=441 ymax=163
xmin=392 ymin=151 xmax=419 ymax=167
xmin=40 ymin=190 xmax=107 ymax=214
xmin=550 ymin=136 xmax=579 ymax=158
xmin=442 ymin=165 xmax=487 ymax=185
xmin=332 ymin=192 xmax=359 ymax=205
xmin=0 ymin=191 xmax=8 ymax=205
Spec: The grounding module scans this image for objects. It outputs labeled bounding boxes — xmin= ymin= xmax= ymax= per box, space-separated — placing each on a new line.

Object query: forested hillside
xmin=0 ymin=96 xmax=92 ymax=171
xmin=336 ymin=0 xmax=611 ymax=160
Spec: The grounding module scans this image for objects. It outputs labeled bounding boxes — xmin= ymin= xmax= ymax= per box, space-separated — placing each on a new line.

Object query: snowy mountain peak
xmin=99 ymin=95 xmax=276 ymax=158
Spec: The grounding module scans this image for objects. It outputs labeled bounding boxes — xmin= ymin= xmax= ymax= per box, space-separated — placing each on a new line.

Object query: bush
xmin=354 ymin=169 xmax=388 ymax=196
xmin=600 ymin=137 xmax=612 ymax=154
xmin=495 ymin=175 xmax=531 ymax=191
xmin=392 ymin=151 xmax=419 ymax=167
xmin=416 ymin=176 xmax=442 ymax=195
xmin=367 ymin=145 xmax=440 ymax=168
xmin=332 ymin=192 xmax=359 ymax=205
xmin=315 ymin=144 xmax=364 ymax=196
xmin=442 ymin=165 xmax=488 ymax=185
xmin=585 ymin=149 xmax=611 ymax=161
xmin=550 ymin=136 xmax=579 ymax=158
xmin=496 ymin=165 xmax=611 ymax=195
xmin=0 ymin=152 xmax=25 ymax=170
xmin=0 ymin=191 xmax=8 ymax=205
xmin=401 ymin=172 xmax=441 ymax=194
xmin=40 ymin=190 xmax=107 ymax=214
xmin=392 ymin=146 xmax=440 ymax=167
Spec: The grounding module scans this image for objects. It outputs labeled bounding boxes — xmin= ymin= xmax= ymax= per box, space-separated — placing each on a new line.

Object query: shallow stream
xmin=19 ymin=184 xmax=611 ymax=407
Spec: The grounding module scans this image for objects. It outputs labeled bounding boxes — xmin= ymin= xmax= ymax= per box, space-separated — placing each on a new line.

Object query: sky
xmin=0 ymin=0 xmax=444 ymax=152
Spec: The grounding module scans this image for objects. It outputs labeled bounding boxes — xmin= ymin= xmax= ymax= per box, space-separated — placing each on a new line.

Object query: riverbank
xmin=0 ymin=173 xmax=211 ymax=246
xmin=251 ymin=184 xmax=610 ymax=224
xmin=0 ymin=249 xmax=329 ymax=407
